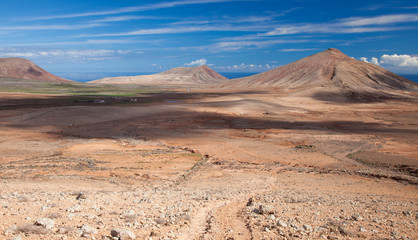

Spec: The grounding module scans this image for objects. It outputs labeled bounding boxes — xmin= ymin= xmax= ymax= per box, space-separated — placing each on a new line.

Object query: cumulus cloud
xmin=214 ymin=63 xmax=277 ymax=72
xmin=370 ymin=57 xmax=380 ymax=65
xmin=185 ymin=58 xmax=207 ymax=66
xmin=380 ymin=54 xmax=418 ymax=67
xmin=360 ymin=57 xmax=369 ymax=63
xmin=360 ymin=57 xmax=380 ymax=65
xmin=359 ymin=54 xmax=418 ymax=73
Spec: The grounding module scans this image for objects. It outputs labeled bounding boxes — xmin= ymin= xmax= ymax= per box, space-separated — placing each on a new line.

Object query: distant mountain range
xmin=89 ymin=65 xmax=228 ymax=85
xmin=1 ymin=49 xmax=417 ymax=102
xmin=0 ymin=58 xmax=71 ymax=83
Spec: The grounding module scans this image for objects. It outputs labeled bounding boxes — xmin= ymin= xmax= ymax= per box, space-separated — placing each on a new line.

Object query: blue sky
xmin=0 ymin=0 xmax=417 ymax=76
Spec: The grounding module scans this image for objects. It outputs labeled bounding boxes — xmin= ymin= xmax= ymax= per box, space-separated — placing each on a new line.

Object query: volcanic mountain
xmin=90 ymin=65 xmax=228 ymax=85
xmin=223 ymin=49 xmax=418 ymax=97
xmin=0 ymin=58 xmax=70 ymax=82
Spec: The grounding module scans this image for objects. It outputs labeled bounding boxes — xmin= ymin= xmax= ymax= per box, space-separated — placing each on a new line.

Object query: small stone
xmin=11 ymin=236 xmax=22 ymax=240
xmin=40 ymin=206 xmax=49 ymax=211
xmin=402 ymin=210 xmax=411 ymax=216
xmin=80 ymin=224 xmax=97 ymax=238
xmin=67 ymin=204 xmax=82 ymax=213
xmin=35 ymin=218 xmax=55 ymax=229
xmin=58 ymin=227 xmax=70 ymax=234
xmin=76 ymin=192 xmax=87 ymax=200
xmin=111 ymin=228 xmax=136 ymax=240
xmin=351 ymin=214 xmax=363 ymax=221
xmin=258 ymin=204 xmax=275 ymax=215
xmin=246 ymin=197 xmax=254 ymax=206
xmin=303 ymin=224 xmax=313 ymax=232
xmin=359 ymin=227 xmax=367 ymax=232
xmin=277 ymin=220 xmax=288 ymax=227
xmin=5 ymin=225 xmax=18 ymax=234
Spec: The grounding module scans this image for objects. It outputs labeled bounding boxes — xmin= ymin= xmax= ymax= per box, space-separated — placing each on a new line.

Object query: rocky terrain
xmin=0 ymin=58 xmax=71 ymax=83
xmin=90 ymin=65 xmax=228 ymax=85
xmin=0 ymin=49 xmax=417 ymax=239
xmin=0 ymin=88 xmax=417 ymax=240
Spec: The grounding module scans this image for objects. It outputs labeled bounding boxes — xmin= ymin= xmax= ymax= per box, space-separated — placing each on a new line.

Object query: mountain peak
xmin=327 ymin=48 xmax=342 ymax=53
xmin=318 ymin=48 xmax=349 ymax=59
xmin=222 ymin=48 xmax=418 ymax=94
xmin=0 ymin=57 xmax=71 ymax=82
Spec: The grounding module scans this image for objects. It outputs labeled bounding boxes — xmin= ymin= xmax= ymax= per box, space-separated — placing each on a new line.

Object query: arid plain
xmin=1 ymin=50 xmax=417 ymax=240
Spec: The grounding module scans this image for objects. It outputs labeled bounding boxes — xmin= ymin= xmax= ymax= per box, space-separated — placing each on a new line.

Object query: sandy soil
xmin=0 ymin=89 xmax=417 ymax=240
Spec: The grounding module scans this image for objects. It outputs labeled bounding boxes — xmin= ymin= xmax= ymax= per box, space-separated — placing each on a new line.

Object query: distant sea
xmin=401 ymin=74 xmax=418 ymax=84
xmin=54 ymin=72 xmax=418 ymax=83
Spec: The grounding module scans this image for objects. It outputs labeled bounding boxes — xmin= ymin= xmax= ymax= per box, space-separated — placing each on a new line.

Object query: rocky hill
xmin=90 ymin=65 xmax=228 ymax=85
xmin=0 ymin=58 xmax=70 ymax=82
xmin=223 ymin=49 xmax=418 ymax=94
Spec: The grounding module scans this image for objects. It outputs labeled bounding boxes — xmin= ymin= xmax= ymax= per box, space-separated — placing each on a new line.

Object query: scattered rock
xmin=67 ymin=204 xmax=82 ymax=213
xmin=123 ymin=209 xmax=136 ymax=222
xmin=76 ymin=192 xmax=87 ymax=200
xmin=258 ymin=204 xmax=275 ymax=215
xmin=303 ymin=224 xmax=313 ymax=232
xmin=58 ymin=226 xmax=72 ymax=234
xmin=402 ymin=210 xmax=411 ymax=216
xmin=246 ymin=197 xmax=254 ymax=206
xmin=277 ymin=220 xmax=288 ymax=227
xmin=351 ymin=214 xmax=363 ymax=221
xmin=111 ymin=228 xmax=136 ymax=240
xmin=35 ymin=218 xmax=55 ymax=229
xmin=79 ymin=224 xmax=97 ymax=238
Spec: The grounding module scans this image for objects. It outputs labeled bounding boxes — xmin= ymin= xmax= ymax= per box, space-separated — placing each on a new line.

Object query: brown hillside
xmin=0 ymin=58 xmax=71 ymax=82
xmin=223 ymin=48 xmax=418 ymax=93
xmin=90 ymin=65 xmax=228 ymax=85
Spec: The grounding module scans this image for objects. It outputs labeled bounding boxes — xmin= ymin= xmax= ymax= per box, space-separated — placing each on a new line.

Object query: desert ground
xmin=0 ymin=84 xmax=417 ymax=240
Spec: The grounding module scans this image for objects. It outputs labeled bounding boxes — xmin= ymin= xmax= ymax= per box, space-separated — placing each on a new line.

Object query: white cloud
xmin=65 ymin=49 xmax=115 ymax=57
xmin=92 ymin=15 xmax=158 ymax=23
xmin=29 ymin=0 xmax=240 ymax=20
xmin=264 ymin=14 xmax=418 ymax=36
xmin=185 ymin=58 xmax=207 ymax=66
xmin=266 ymin=24 xmax=404 ymax=36
xmin=341 ymin=14 xmax=418 ymax=26
xmin=360 ymin=57 xmax=369 ymax=63
xmin=78 ymin=25 xmax=263 ymax=38
xmin=0 ymin=48 xmax=133 ymax=61
xmin=0 ymin=23 xmax=102 ymax=31
xmin=214 ymin=63 xmax=277 ymax=72
xmin=279 ymin=48 xmax=319 ymax=52
xmin=359 ymin=54 xmax=418 ymax=73
xmin=380 ymin=54 xmax=418 ymax=67
xmin=370 ymin=57 xmax=380 ymax=65
xmin=212 ymin=39 xmax=308 ymax=51
xmin=360 ymin=56 xmax=380 ymax=65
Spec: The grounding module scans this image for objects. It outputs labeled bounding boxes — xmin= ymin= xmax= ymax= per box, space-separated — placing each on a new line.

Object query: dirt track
xmin=0 ymin=89 xmax=417 ymax=239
